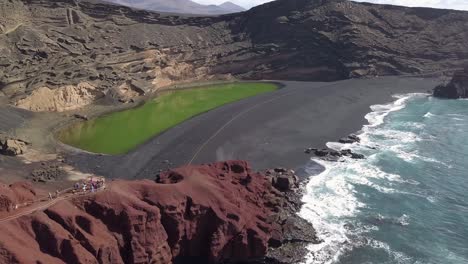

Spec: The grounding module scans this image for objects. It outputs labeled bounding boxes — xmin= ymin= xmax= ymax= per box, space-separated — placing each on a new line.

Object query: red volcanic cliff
xmin=0 ymin=182 xmax=38 ymax=213
xmin=0 ymin=161 xmax=316 ymax=264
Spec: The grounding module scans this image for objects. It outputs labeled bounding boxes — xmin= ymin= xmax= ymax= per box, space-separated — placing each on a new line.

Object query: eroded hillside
xmin=1 ymin=0 xmax=468 ymax=111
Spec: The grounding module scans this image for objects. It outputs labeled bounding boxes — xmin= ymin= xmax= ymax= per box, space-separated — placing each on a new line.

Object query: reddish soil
xmin=0 ymin=161 xmax=314 ymax=264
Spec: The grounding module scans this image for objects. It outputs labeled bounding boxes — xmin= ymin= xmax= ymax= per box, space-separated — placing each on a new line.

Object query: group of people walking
xmin=73 ymin=177 xmax=106 ymax=194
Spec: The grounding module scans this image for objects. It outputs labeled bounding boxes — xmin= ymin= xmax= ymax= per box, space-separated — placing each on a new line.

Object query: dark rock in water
xmin=339 ymin=137 xmax=355 ymax=144
xmin=314 ymin=149 xmax=329 ymax=157
xmin=339 ymin=134 xmax=361 ymax=144
xmin=434 ymin=66 xmax=468 ymax=99
xmin=304 ymin=148 xmax=318 ymax=154
xmin=341 ymin=149 xmax=353 ymax=155
xmin=308 ymin=147 xmax=365 ymax=161
xmin=349 ymin=134 xmax=361 ymax=142
xmin=350 ymin=152 xmax=365 ymax=159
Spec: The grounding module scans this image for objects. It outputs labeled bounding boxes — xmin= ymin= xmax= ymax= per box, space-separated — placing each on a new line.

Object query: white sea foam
xmin=300 ymin=159 xmax=361 ymax=264
xmin=367 ymin=239 xmax=415 ymax=264
xmin=427 ymin=196 xmax=437 ymax=203
xmin=398 ymin=214 xmax=410 ymax=226
xmin=300 ymin=93 xmax=426 ymax=263
xmin=364 ymin=94 xmax=424 ymax=128
xmin=424 ymin=112 xmax=435 ymax=118
xmin=300 ymin=157 xmax=416 ymax=263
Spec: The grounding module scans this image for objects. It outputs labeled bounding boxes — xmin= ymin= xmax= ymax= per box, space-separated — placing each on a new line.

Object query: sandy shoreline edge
xmin=53 ymin=77 xmax=438 ymax=180
xmin=0 ymin=77 xmax=439 ymax=184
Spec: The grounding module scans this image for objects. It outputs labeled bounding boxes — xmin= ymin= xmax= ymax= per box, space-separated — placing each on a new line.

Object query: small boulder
xmin=273 ymin=176 xmax=295 ymax=192
xmin=348 ymin=134 xmax=360 ymax=142
xmin=0 ymin=139 xmax=28 ymax=156
xmin=340 ymin=149 xmax=353 ymax=156
xmin=339 ymin=134 xmax=360 ymax=144
xmin=338 ymin=137 xmax=355 ymax=144
xmin=351 ymin=153 xmax=365 ymax=159
xmin=314 ymin=149 xmax=329 ymax=157
xmin=267 ymin=168 xmax=299 ymax=192
xmin=329 ymin=150 xmax=342 ymax=157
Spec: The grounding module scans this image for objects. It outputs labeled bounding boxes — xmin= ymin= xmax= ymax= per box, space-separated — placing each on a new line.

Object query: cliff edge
xmin=0 ymin=161 xmax=317 ymax=264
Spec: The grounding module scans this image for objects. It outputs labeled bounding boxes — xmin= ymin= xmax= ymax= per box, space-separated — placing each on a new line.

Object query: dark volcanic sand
xmin=64 ymin=77 xmax=438 ymax=179
xmin=0 ymin=106 xmax=32 ymax=134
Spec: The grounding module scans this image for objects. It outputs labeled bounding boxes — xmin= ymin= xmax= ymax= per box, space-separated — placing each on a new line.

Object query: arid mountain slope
xmin=219 ymin=1 xmax=246 ymax=13
xmin=1 ymin=0 xmax=468 ymax=111
xmin=104 ymin=0 xmax=246 ymax=15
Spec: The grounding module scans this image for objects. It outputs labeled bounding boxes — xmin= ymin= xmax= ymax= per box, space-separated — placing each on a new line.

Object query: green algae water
xmin=300 ymin=94 xmax=468 ymax=264
xmin=58 ymin=82 xmax=277 ymax=154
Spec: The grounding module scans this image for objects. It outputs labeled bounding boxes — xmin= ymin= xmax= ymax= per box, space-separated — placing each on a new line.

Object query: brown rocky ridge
xmin=1 ymin=0 xmax=468 ymax=112
xmin=0 ymin=161 xmax=317 ymax=264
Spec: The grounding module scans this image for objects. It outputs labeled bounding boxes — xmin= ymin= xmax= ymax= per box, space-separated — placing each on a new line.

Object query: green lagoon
xmin=58 ymin=82 xmax=278 ymax=155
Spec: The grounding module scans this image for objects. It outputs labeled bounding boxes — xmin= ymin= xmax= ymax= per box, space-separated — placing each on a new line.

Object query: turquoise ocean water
xmin=300 ymin=94 xmax=468 ymax=264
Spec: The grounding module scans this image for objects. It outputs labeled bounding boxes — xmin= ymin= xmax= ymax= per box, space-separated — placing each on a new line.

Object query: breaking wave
xmin=299 ymin=93 xmax=468 ymax=264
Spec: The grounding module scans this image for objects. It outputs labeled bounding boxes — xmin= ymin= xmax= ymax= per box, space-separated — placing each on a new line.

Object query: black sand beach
xmin=62 ymin=77 xmax=438 ymax=179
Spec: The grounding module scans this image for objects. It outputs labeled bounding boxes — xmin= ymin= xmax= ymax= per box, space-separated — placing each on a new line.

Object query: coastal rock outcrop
xmin=338 ymin=134 xmax=360 ymax=144
xmin=264 ymin=167 xmax=299 ymax=192
xmin=307 ymin=148 xmax=365 ymax=161
xmin=305 ymin=134 xmax=365 ymax=161
xmin=433 ymin=66 xmax=468 ymax=99
xmin=0 ymin=161 xmax=317 ymax=263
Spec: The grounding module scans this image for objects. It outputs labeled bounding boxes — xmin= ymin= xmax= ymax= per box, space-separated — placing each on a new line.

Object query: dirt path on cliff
xmin=62 ymin=77 xmax=440 ymax=179
xmin=0 ymin=188 xmax=104 ymax=224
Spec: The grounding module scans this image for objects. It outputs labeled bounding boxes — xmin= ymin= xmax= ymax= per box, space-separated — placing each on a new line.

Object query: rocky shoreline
xmin=304 ymin=134 xmax=365 ymax=162
xmin=433 ymin=66 xmax=468 ymax=99
xmin=0 ymin=161 xmax=318 ymax=264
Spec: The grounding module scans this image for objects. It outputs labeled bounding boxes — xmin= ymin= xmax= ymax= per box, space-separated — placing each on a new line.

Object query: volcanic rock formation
xmin=1 ymin=0 xmax=468 ymax=111
xmin=0 ymin=134 xmax=29 ymax=156
xmin=433 ymin=66 xmax=468 ymax=98
xmin=0 ymin=161 xmax=317 ymax=263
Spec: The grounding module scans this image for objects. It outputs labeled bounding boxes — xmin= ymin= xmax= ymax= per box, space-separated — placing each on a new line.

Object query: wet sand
xmin=61 ymin=77 xmax=439 ymax=179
